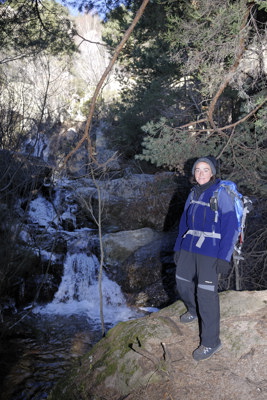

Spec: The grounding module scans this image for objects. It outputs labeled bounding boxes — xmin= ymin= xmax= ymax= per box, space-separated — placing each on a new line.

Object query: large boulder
xmin=70 ymin=172 xmax=182 ymax=307
xmin=103 ymin=228 xmax=177 ymax=307
xmin=48 ymin=290 xmax=267 ymax=400
xmin=75 ymin=172 xmax=180 ymax=232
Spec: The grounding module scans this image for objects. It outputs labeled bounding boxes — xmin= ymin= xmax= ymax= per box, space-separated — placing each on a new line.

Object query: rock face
xmin=72 ymin=172 xmax=181 ymax=307
xmin=0 ymin=147 xmax=182 ymax=311
xmin=76 ymin=172 xmax=179 ymax=232
xmin=103 ymin=228 xmax=177 ymax=306
xmin=48 ymin=290 xmax=267 ymax=400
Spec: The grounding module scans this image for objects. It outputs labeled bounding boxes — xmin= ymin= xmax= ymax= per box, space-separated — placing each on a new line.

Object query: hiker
xmin=174 ymin=156 xmax=239 ymax=361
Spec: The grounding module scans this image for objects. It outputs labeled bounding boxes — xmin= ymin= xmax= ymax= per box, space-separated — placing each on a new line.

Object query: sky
xmin=56 ymin=0 xmax=81 ymax=16
xmin=55 ymin=1 xmax=108 ymax=19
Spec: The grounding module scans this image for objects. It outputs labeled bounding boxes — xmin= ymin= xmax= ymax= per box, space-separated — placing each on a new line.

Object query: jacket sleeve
xmin=217 ymin=188 xmax=239 ymax=262
xmin=173 ymin=192 xmax=192 ymax=251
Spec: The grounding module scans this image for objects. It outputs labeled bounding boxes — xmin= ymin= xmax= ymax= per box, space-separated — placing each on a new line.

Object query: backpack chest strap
xmin=190 ymin=199 xmax=211 ymax=207
xmin=183 ymin=229 xmax=221 ymax=248
xmin=190 ymin=198 xmax=219 ymax=222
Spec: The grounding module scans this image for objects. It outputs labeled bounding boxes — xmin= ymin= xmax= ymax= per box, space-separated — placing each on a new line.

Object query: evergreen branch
xmin=34 ymin=0 xmax=50 ymax=32
xmin=207 ymin=3 xmax=254 ymax=133
xmin=217 ymin=128 xmax=235 ymax=159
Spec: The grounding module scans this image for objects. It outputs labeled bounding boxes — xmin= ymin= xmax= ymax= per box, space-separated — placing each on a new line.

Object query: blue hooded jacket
xmin=174 ymin=179 xmax=239 ymax=262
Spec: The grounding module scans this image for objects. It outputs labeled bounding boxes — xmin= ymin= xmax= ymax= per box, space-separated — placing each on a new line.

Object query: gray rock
xmin=48 ymin=290 xmax=267 ymax=400
xmin=75 ymin=172 xmax=178 ymax=232
xmin=103 ymin=228 xmax=177 ymax=307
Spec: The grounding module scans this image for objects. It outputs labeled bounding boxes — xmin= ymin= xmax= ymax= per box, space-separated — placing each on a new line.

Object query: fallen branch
xmin=131 ymin=342 xmax=161 ymax=367
xmin=130 ymin=337 xmax=176 ymax=380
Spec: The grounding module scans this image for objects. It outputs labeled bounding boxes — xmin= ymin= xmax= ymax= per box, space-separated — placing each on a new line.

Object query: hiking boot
xmin=193 ymin=342 xmax=222 ymax=361
xmin=180 ymin=312 xmax=197 ymax=323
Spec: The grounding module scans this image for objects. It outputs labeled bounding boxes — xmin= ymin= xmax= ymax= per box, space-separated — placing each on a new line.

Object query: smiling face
xmin=194 ymin=161 xmax=213 ymax=185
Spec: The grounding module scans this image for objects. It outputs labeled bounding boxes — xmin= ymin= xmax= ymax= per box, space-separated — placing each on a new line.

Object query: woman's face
xmin=194 ymin=162 xmax=213 ymax=185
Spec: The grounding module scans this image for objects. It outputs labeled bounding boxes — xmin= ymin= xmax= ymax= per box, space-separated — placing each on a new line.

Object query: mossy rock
xmin=48 ymin=292 xmax=267 ymax=400
xmin=48 ymin=301 xmax=186 ymax=400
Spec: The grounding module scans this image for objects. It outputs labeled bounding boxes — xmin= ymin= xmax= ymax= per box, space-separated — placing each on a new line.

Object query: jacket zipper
xmin=190 ymin=202 xmax=196 ymax=252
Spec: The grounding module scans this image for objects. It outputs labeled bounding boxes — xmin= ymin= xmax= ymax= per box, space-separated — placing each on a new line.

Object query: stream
xmin=0 ymin=174 xmax=145 ymax=399
xmin=0 ymin=313 xmax=104 ymax=400
xmin=0 ymin=287 xmax=143 ymax=400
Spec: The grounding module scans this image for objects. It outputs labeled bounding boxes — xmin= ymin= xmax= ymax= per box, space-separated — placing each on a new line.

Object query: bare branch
xmin=63 ymin=0 xmax=150 ymax=168
xmin=177 ymin=97 xmax=267 ymax=136
xmin=217 ymin=128 xmax=235 ymax=159
xmin=207 ymin=4 xmax=253 ymax=132
xmin=76 ymin=31 xmax=107 ymax=48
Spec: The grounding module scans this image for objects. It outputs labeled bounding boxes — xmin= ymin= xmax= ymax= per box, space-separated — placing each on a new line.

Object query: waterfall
xmin=35 ymin=250 xmax=137 ymax=324
xmin=26 ymin=182 xmax=139 ymax=325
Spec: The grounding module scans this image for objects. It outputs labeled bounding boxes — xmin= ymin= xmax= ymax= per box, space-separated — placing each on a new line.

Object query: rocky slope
xmin=48 ymin=290 xmax=267 ymax=400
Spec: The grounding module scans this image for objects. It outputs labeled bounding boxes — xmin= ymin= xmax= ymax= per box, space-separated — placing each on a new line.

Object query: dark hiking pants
xmin=175 ymin=249 xmax=220 ymax=348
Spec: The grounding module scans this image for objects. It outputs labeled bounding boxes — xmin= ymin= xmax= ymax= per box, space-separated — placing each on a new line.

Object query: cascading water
xmin=0 ymin=175 xmax=142 ymax=400
xmin=22 ymin=133 xmax=139 ymax=325
xmin=34 ymin=235 xmax=138 ymax=324
xmin=28 ymin=181 xmax=139 ymax=324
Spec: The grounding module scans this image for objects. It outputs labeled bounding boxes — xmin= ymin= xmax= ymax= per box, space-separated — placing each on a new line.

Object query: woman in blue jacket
xmin=174 ymin=156 xmax=239 ymax=361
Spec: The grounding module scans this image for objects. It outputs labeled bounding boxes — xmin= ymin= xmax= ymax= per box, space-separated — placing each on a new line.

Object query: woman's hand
xmin=216 ymin=259 xmax=231 ymax=276
xmin=173 ymin=251 xmax=180 ymax=265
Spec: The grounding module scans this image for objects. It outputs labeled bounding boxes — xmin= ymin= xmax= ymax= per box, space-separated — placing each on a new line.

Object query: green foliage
xmin=130 ymin=0 xmax=267 ymax=195
xmin=136 ymin=117 xmax=219 ymax=172
xmin=165 ymin=0 xmax=249 ymax=98
xmin=80 ymin=96 xmax=105 ymax=118
xmin=104 ymin=0 xmax=264 ymax=169
xmin=254 ymin=0 xmax=267 ymax=11
xmin=137 ymin=98 xmax=267 ymax=195
xmin=103 ymin=1 xmax=187 ymax=157
xmin=102 ymin=4 xmax=133 ymax=49
xmin=226 ymin=101 xmax=267 ymax=194
xmin=0 ymin=0 xmax=78 ymax=63
xmin=60 ymin=0 xmax=133 ymax=16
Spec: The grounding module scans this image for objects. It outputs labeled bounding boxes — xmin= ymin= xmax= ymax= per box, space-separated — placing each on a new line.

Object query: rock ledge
xmin=48 ymin=290 xmax=267 ymax=400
